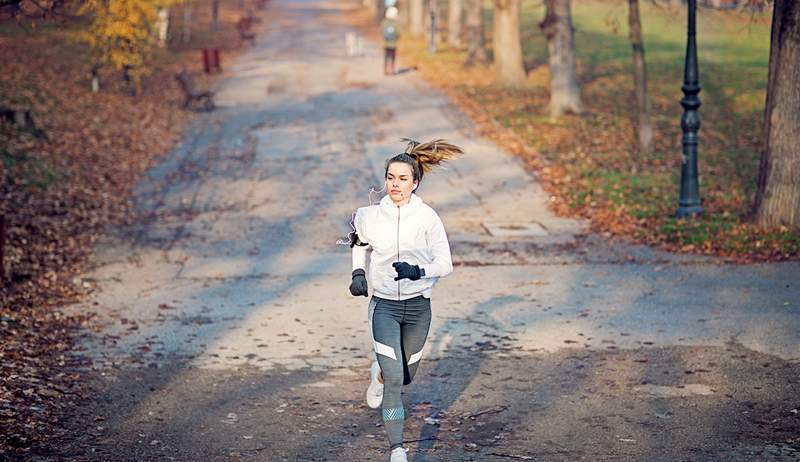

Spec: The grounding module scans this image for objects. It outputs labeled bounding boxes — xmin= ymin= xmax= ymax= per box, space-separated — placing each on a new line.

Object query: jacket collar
xmin=380 ymin=193 xmax=422 ymax=216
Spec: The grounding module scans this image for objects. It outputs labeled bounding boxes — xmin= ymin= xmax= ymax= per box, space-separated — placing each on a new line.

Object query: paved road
xmin=54 ymin=0 xmax=800 ymax=461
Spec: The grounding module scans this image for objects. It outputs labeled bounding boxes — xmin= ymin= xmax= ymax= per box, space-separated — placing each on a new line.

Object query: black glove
xmin=349 ymin=269 xmax=369 ymax=297
xmin=392 ymin=262 xmax=425 ymax=281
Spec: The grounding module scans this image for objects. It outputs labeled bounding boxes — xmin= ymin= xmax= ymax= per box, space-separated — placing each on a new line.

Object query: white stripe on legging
xmin=408 ymin=349 xmax=423 ymax=364
xmin=374 ymin=341 xmax=397 ymax=360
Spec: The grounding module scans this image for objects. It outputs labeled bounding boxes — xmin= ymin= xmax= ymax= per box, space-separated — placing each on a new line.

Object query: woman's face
xmin=385 ymin=162 xmax=417 ymax=205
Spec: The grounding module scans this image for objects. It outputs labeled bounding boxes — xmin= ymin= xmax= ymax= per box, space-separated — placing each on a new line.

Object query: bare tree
xmin=212 ymin=0 xmax=219 ymax=32
xmin=428 ymin=0 xmax=439 ymax=52
xmin=628 ymin=0 xmax=653 ymax=154
xmin=492 ymin=0 xmax=526 ymax=86
xmin=753 ymin=0 xmax=800 ymax=229
xmin=464 ymin=0 xmax=488 ymax=66
xmin=397 ymin=0 xmax=408 ymax=28
xmin=409 ymin=0 xmax=424 ymax=36
xmin=540 ymin=0 xmax=582 ymax=116
xmin=447 ymin=0 xmax=463 ymax=47
xmin=183 ymin=1 xmax=192 ymax=43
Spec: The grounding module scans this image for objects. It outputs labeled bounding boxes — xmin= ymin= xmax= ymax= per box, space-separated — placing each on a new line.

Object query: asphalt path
xmin=49 ymin=1 xmax=800 ymax=460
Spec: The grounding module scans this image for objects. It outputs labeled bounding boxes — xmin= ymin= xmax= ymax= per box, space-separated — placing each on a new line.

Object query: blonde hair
xmin=385 ymin=138 xmax=464 ymax=182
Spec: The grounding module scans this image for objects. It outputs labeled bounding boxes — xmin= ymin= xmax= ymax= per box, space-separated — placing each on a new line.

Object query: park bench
xmin=0 ymin=106 xmax=46 ymax=138
xmin=175 ymin=71 xmax=215 ymax=111
xmin=237 ymin=16 xmax=256 ymax=42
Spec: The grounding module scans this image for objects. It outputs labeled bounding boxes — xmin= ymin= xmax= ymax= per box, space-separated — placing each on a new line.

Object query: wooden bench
xmin=175 ymin=71 xmax=215 ymax=111
xmin=237 ymin=17 xmax=256 ymax=42
xmin=0 ymin=106 xmax=46 ymax=138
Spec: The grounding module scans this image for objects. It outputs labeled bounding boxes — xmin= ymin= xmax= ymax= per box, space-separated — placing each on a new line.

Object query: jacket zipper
xmin=396 ymin=204 xmax=401 ymax=300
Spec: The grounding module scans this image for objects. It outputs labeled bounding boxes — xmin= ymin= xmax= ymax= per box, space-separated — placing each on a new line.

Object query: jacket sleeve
xmin=421 ymin=213 xmax=453 ymax=279
xmin=352 ymin=244 xmax=371 ymax=271
xmin=352 ymin=208 xmax=371 ymax=271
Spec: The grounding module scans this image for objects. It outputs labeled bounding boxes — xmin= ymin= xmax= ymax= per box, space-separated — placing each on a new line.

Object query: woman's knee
xmin=380 ymin=365 xmax=404 ymax=389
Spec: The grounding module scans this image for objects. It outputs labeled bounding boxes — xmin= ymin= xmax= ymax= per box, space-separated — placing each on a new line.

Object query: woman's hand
xmin=350 ymin=269 xmax=369 ymax=296
xmin=392 ymin=262 xmax=425 ymax=281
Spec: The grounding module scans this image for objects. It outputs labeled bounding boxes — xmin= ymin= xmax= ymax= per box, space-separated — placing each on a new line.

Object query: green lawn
xmin=412 ymin=1 xmax=797 ymax=258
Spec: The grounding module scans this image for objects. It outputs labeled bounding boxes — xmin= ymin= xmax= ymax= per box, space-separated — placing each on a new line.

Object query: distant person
xmin=347 ymin=139 xmax=463 ymax=462
xmin=381 ymin=7 xmax=399 ymax=75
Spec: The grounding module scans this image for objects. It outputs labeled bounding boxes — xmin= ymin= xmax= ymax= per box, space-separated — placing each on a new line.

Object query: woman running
xmin=348 ymin=139 xmax=462 ymax=462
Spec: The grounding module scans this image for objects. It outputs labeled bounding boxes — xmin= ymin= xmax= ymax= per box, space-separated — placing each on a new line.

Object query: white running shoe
xmin=389 ymin=447 xmax=408 ymax=462
xmin=366 ymin=360 xmax=384 ymax=409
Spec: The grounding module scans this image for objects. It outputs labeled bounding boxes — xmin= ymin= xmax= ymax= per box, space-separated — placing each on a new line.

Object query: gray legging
xmin=369 ymin=295 xmax=432 ymax=450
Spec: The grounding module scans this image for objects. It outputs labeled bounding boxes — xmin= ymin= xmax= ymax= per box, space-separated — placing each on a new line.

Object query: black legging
xmin=384 ymin=47 xmax=396 ymax=74
xmin=369 ymin=295 xmax=432 ymax=449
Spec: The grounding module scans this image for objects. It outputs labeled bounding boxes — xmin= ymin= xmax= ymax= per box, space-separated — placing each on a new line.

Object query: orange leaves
xmin=0 ymin=14 xmax=220 ymax=454
xmin=1 ymin=0 xmax=252 ymax=452
xmin=388 ymin=32 xmax=798 ymax=261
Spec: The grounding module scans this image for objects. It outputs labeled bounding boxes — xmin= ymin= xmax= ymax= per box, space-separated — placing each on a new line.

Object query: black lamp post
xmin=676 ymin=0 xmax=703 ymax=217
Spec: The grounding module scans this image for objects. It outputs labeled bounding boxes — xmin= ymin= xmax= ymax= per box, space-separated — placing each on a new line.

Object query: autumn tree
xmin=79 ymin=0 xmax=177 ymax=93
xmin=492 ymin=0 xmax=525 ymax=86
xmin=753 ymin=0 xmax=800 ymax=229
xmin=628 ymin=0 xmax=653 ymax=154
xmin=540 ymin=0 xmax=582 ymax=116
xmin=463 ymin=0 xmax=487 ymax=66
xmin=447 ymin=0 xmax=463 ymax=47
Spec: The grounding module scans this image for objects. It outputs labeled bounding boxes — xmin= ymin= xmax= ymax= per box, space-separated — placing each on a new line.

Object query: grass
xmin=401 ymin=0 xmax=797 ymax=260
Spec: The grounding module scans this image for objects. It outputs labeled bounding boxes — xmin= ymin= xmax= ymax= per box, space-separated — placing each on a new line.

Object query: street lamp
xmin=676 ymin=0 xmax=703 ymax=217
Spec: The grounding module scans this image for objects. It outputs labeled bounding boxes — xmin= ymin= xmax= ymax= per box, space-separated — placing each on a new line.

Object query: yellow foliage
xmin=79 ymin=0 xmax=179 ymax=87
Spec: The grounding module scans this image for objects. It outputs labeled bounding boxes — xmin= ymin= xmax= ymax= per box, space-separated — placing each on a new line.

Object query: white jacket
xmin=352 ymin=193 xmax=453 ymax=300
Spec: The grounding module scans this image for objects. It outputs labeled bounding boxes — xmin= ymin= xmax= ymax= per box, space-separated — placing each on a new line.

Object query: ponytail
xmin=384 ymin=138 xmax=463 ymax=182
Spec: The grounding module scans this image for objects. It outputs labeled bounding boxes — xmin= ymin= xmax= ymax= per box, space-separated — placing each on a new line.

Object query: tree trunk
xmin=448 ymin=0 xmax=463 ymax=47
xmin=753 ymin=0 xmax=800 ymax=229
xmin=122 ymin=65 xmax=137 ymax=97
xmin=372 ymin=0 xmax=384 ymax=24
xmin=428 ymin=0 xmax=439 ymax=53
xmin=409 ymin=0 xmax=424 ymax=36
xmin=0 ymin=214 xmax=5 ymax=283
xmin=398 ymin=0 xmax=408 ymax=28
xmin=211 ymin=0 xmax=219 ymax=32
xmin=464 ymin=0 xmax=487 ymax=66
xmin=628 ymin=0 xmax=653 ymax=154
xmin=183 ymin=2 xmax=192 ymax=44
xmin=156 ymin=7 xmax=170 ymax=47
xmin=540 ymin=0 xmax=582 ymax=116
xmin=492 ymin=0 xmax=526 ymax=86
